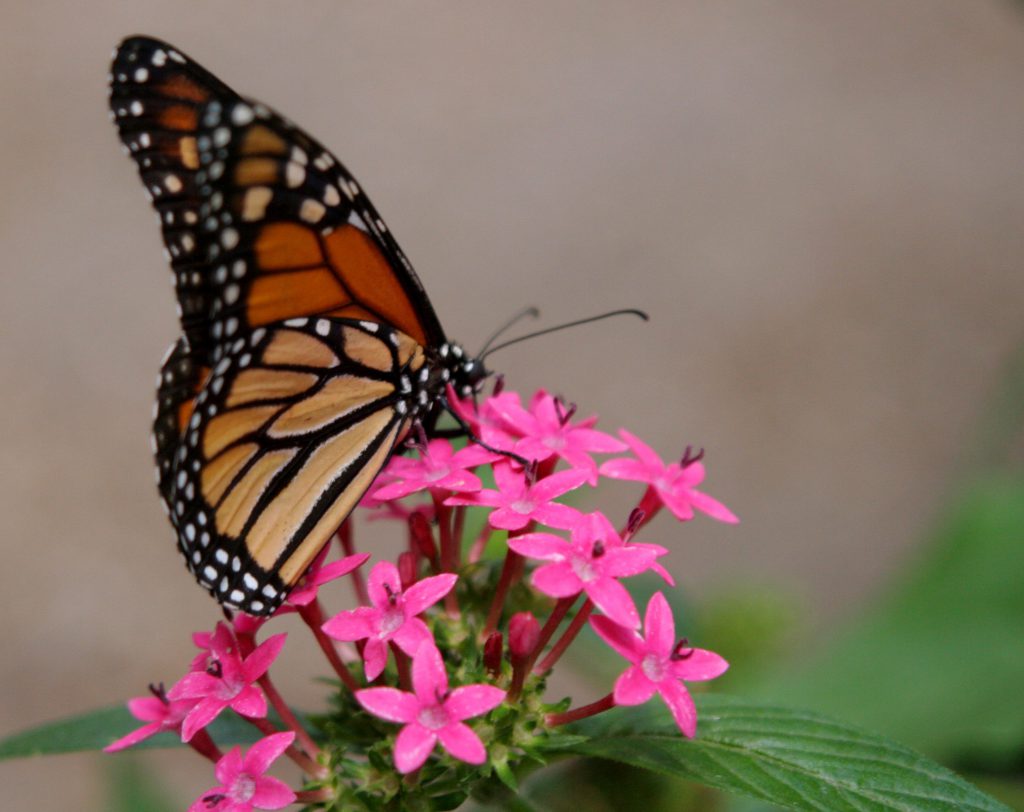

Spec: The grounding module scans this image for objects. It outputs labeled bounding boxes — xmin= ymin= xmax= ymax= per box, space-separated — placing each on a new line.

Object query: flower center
xmin=543 ymin=434 xmax=566 ymax=451
xmin=215 ymin=677 xmax=243 ymax=701
xmin=640 ymin=653 xmax=666 ymax=683
xmin=509 ymin=498 xmax=535 ymax=515
xmin=417 ymin=703 xmax=450 ymax=731
xmin=424 ymin=464 xmax=450 ymax=483
xmin=231 ymin=774 xmax=257 ymax=803
xmin=571 ymin=554 xmax=597 ymax=583
xmin=378 ymin=606 xmax=405 ymax=637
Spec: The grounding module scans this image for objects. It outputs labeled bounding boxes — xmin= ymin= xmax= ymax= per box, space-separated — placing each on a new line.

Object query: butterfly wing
xmin=110 ymin=36 xmax=446 ymax=365
xmin=161 ymin=317 xmax=425 ymax=614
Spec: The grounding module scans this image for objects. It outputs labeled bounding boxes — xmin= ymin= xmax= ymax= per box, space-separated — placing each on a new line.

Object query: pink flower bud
xmin=398 ymin=551 xmax=418 ymax=589
xmin=409 ymin=511 xmax=438 ymax=563
xmin=483 ymin=631 xmax=504 ymax=677
xmin=508 ymin=612 xmax=540 ymax=661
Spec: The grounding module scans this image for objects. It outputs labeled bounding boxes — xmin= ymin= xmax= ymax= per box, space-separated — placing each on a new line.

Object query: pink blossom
xmin=590 ymin=592 xmax=728 ymax=737
xmin=285 ymin=548 xmax=370 ymax=608
xmin=371 ymin=438 xmax=497 ymax=501
xmin=445 ymin=386 xmax=518 ymax=451
xmin=488 ymin=390 xmax=625 ymax=484
xmin=188 ymin=732 xmax=297 ymax=812
xmin=169 ymin=629 xmax=286 ymax=741
xmin=445 ymin=462 xmax=587 ymax=532
xmin=509 ymin=511 xmax=667 ymax=629
xmin=600 ymin=431 xmax=738 ymax=524
xmin=356 ymin=644 xmax=505 ymax=773
xmin=322 ymin=561 xmax=456 ymax=680
xmin=104 ymin=687 xmax=197 ymax=752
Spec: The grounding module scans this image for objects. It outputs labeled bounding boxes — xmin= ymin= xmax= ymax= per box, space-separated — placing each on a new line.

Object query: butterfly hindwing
xmin=162 ymin=317 xmax=424 ymax=614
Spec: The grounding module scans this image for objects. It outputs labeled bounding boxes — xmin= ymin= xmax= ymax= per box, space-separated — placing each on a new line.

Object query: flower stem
xmin=536 ymin=597 xmax=593 ymax=674
xmin=244 ymin=716 xmax=325 ymax=778
xmin=337 ymin=521 xmax=369 ymax=605
xmin=390 ymin=641 xmax=412 ymax=692
xmin=483 ymin=549 xmax=522 ymax=638
xmin=545 ymin=692 xmax=615 ymax=726
xmin=296 ymin=787 xmax=337 ymax=804
xmin=523 ymin=595 xmax=578 ymax=675
xmin=188 ymin=729 xmax=223 ymax=763
xmin=257 ymin=672 xmax=324 ymax=769
xmin=298 ymin=599 xmax=360 ymax=692
xmin=433 ymin=496 xmax=460 ymax=616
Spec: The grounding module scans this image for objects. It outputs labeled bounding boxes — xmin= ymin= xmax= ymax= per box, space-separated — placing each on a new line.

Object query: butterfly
xmin=108 ymin=36 xmax=493 ymax=615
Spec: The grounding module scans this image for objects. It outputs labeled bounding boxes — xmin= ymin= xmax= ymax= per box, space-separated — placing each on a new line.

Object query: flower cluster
xmin=106 ymin=387 xmax=735 ymax=810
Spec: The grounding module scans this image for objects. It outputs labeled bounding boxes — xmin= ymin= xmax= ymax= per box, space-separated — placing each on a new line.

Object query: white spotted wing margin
xmin=157 ymin=317 xmax=423 ymax=615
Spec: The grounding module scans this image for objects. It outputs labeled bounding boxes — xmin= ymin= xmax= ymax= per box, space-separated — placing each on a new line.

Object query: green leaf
xmin=546 ymin=695 xmax=1009 ymax=812
xmin=0 ymin=705 xmax=261 ymax=760
xmin=752 ymin=476 xmax=1024 ymax=765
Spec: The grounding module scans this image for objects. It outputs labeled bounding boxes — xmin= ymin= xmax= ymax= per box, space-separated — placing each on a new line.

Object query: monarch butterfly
xmin=108 ymin=36 xmax=496 ymax=615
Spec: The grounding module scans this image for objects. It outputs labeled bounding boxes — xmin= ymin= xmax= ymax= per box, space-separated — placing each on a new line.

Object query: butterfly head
xmin=439 ymin=342 xmax=490 ymax=399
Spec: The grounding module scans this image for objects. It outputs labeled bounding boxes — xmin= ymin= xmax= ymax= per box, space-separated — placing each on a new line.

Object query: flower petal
xmin=585 ymin=576 xmax=640 ymax=629
xmin=321 ymin=607 xmax=375 ymax=642
xmin=690 ymin=489 xmax=740 ymax=524
xmin=367 ymin=561 xmax=402 ymax=608
xmin=643 ymin=593 xmax=676 ymax=657
xmin=243 ymin=731 xmax=296 ymax=775
xmin=530 ymin=562 xmax=582 ymax=598
xmin=531 ymin=502 xmax=586 ymax=531
xmin=444 ymin=685 xmax=505 ymax=721
xmin=589 ymin=615 xmax=643 ymax=662
xmin=229 ymin=685 xmax=267 ymax=719
xmin=249 ymin=775 xmax=298 ymax=809
xmin=658 ymin=679 xmax=698 ymax=738
xmin=618 ymin=430 xmax=665 ymax=470
xmin=437 ymin=721 xmax=487 ymax=765
xmin=669 ymin=648 xmax=730 ymax=682
xmin=103 ymin=721 xmax=162 ymax=752
xmin=214 ymin=745 xmax=244 ymax=785
xmin=355 ymin=688 xmax=419 ymax=723
xmin=507 ymin=533 xmax=568 ymax=561
xmin=391 ymin=616 xmax=431 ymax=657
xmin=411 ymin=643 xmax=449 ymax=703
xmin=394 ymin=723 xmax=437 ymax=773
xmin=362 ymin=637 xmax=389 ymax=681
xmin=241 ymin=633 xmax=287 ymax=681
xmin=599 ymin=457 xmax=654 ymax=482
xmin=402 ymin=573 xmax=457 ymax=616
xmin=180 ymin=698 xmax=224 ymax=742
xmin=613 ymin=665 xmax=658 ymax=706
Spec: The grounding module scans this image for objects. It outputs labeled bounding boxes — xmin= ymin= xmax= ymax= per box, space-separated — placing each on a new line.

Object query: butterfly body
xmin=110 ymin=36 xmax=487 ymax=614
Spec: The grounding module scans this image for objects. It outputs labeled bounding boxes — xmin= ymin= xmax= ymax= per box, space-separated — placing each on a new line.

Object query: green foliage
xmin=105 ymin=756 xmax=178 ymax=812
xmin=548 ymin=696 xmax=1009 ymax=811
xmin=753 ymin=476 xmax=1024 ymax=767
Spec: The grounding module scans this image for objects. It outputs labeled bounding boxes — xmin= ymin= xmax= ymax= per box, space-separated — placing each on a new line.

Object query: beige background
xmin=2 ymin=2 xmax=1023 ymax=808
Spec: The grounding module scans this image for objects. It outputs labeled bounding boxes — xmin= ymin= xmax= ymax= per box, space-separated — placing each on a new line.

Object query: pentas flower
xmin=488 ymin=390 xmax=625 ymax=484
xmin=322 ymin=561 xmax=457 ymax=680
xmin=371 ymin=438 xmax=497 ymax=501
xmin=169 ymin=630 xmax=286 ymax=741
xmin=285 ymin=548 xmax=370 ymax=608
xmin=445 ymin=385 xmax=518 ymax=451
xmin=446 ymin=462 xmax=587 ymax=532
xmin=356 ymin=644 xmax=505 ymax=773
xmin=104 ymin=687 xmax=197 ymax=752
xmin=600 ymin=430 xmax=739 ymax=524
xmin=509 ymin=511 xmax=667 ymax=629
xmin=189 ymin=732 xmax=296 ymax=812
xmin=590 ymin=592 xmax=728 ymax=737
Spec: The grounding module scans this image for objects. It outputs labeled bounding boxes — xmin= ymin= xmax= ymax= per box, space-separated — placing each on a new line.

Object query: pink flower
xmin=600 ymin=431 xmax=738 ymax=524
xmin=445 ymin=386 xmax=518 ymax=451
xmin=356 ymin=644 xmax=505 ymax=773
xmin=188 ymin=732 xmax=297 ymax=812
xmin=371 ymin=438 xmax=496 ymax=501
xmin=590 ymin=592 xmax=728 ymax=737
xmin=322 ymin=561 xmax=456 ymax=680
xmin=446 ymin=463 xmax=587 ymax=532
xmin=488 ymin=390 xmax=625 ymax=484
xmin=169 ymin=629 xmax=286 ymax=741
xmin=104 ymin=686 xmax=197 ymax=752
xmin=509 ymin=511 xmax=667 ymax=629
xmin=285 ymin=548 xmax=370 ymax=608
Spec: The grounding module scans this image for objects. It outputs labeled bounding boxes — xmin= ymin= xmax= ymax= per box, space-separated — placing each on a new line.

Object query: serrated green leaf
xmin=0 ymin=705 xmax=261 ymax=759
xmin=546 ymin=695 xmax=1009 ymax=812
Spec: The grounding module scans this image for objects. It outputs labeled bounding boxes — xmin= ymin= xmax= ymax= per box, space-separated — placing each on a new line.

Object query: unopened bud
xmin=625 ymin=507 xmax=646 ymax=539
xmin=408 ymin=511 xmax=437 ymax=563
xmin=398 ymin=551 xmax=418 ymax=589
xmin=508 ymin=612 xmax=540 ymax=661
xmin=483 ymin=631 xmax=504 ymax=677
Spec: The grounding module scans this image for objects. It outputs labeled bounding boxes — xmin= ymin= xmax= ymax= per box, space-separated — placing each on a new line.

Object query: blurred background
xmin=2 ymin=2 xmax=1023 ymax=809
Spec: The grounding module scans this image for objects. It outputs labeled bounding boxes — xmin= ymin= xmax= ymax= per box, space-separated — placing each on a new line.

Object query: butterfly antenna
xmin=480 ymin=308 xmax=649 ymax=360
xmin=477 ymin=306 xmax=541 ymax=357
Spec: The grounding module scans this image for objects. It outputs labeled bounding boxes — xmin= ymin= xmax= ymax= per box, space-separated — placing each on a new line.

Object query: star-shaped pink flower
xmin=285 ymin=548 xmax=370 ymax=608
xmin=322 ymin=561 xmax=456 ymax=680
xmin=356 ymin=644 xmax=505 ymax=773
xmin=371 ymin=438 xmax=497 ymax=501
xmin=169 ymin=627 xmax=286 ymax=741
xmin=104 ymin=686 xmax=197 ymax=752
xmin=188 ymin=732 xmax=296 ymax=812
xmin=509 ymin=511 xmax=667 ymax=628
xmin=590 ymin=592 xmax=728 ymax=737
xmin=600 ymin=430 xmax=738 ymax=524
xmin=445 ymin=462 xmax=587 ymax=532
xmin=487 ymin=390 xmax=625 ymax=484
